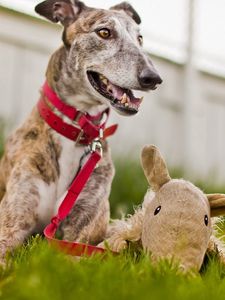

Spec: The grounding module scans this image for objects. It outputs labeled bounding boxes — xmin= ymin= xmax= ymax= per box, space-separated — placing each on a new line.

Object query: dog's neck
xmin=45 ymin=47 xmax=108 ymax=117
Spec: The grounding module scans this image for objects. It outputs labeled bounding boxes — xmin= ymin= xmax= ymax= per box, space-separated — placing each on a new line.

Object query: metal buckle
xmin=75 ymin=129 xmax=84 ymax=145
xmin=73 ymin=111 xmax=84 ymax=124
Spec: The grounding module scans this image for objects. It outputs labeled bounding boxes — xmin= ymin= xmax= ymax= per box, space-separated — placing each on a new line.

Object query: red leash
xmin=38 ymin=82 xmax=117 ymax=256
xmin=44 ymin=145 xmax=106 ymax=256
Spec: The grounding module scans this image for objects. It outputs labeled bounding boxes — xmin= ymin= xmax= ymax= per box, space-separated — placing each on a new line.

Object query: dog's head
xmin=35 ymin=0 xmax=162 ymax=115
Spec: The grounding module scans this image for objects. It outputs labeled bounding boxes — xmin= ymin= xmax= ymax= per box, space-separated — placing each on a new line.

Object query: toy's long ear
xmin=141 ymin=145 xmax=171 ymax=192
xmin=110 ymin=2 xmax=141 ymax=24
xmin=207 ymin=194 xmax=225 ymax=217
xmin=35 ymin=0 xmax=87 ymax=26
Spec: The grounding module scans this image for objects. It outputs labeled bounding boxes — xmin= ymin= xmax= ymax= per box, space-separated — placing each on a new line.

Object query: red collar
xmin=37 ymin=81 xmax=117 ymax=145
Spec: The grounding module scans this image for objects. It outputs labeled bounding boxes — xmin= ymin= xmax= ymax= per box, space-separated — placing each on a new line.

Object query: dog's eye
xmin=138 ymin=35 xmax=143 ymax=46
xmin=97 ymin=28 xmax=111 ymax=39
xmin=154 ymin=206 xmax=161 ymax=215
xmin=204 ymin=215 xmax=209 ymax=226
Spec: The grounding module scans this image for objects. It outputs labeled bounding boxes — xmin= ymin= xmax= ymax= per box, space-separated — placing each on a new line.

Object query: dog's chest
xmin=36 ymin=133 xmax=85 ymax=229
xmin=56 ymin=134 xmax=85 ymax=198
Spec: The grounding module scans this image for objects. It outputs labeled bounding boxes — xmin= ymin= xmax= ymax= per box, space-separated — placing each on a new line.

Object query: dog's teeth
xmin=121 ymin=93 xmax=127 ymax=104
xmin=125 ymin=103 xmax=129 ymax=107
xmin=100 ymin=75 xmax=108 ymax=85
xmin=140 ymin=97 xmax=144 ymax=103
xmin=102 ymin=79 xmax=108 ymax=85
xmin=120 ymin=93 xmax=131 ymax=105
xmin=107 ymin=85 xmax=112 ymax=93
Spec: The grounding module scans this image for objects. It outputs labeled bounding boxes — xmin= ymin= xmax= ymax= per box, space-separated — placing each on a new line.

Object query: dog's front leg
xmin=59 ymin=180 xmax=110 ymax=244
xmin=0 ymin=165 xmax=43 ymax=263
xmin=59 ymin=151 xmax=114 ymax=245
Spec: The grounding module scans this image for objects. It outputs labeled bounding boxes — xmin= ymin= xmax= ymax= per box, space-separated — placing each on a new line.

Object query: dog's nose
xmin=138 ymin=68 xmax=162 ymax=89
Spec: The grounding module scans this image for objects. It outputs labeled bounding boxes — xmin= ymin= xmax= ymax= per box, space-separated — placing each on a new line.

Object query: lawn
xmin=1 ymin=236 xmax=225 ymax=300
xmin=1 ymin=131 xmax=225 ymax=299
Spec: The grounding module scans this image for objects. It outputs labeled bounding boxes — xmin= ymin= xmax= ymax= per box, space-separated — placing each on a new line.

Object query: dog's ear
xmin=110 ymin=2 xmax=141 ymax=25
xmin=141 ymin=145 xmax=171 ymax=192
xmin=207 ymin=194 xmax=225 ymax=217
xmin=35 ymin=0 xmax=87 ymax=26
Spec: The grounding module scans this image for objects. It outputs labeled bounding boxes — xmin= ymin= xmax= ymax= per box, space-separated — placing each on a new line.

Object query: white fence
xmin=1 ymin=7 xmax=225 ymax=184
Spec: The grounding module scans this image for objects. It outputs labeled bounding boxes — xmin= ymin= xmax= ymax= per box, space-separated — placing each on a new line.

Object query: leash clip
xmin=90 ymin=138 xmax=103 ymax=157
xmin=90 ymin=128 xmax=104 ymax=157
xmin=99 ymin=128 xmax=104 ymax=139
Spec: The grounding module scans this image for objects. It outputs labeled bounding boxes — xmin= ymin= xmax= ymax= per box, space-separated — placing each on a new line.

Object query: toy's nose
xmin=138 ymin=68 xmax=162 ymax=89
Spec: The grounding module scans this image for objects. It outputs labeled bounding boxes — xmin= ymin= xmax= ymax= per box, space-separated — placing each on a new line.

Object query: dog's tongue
xmin=108 ymin=82 xmax=141 ymax=104
xmin=110 ymin=84 xmax=124 ymax=100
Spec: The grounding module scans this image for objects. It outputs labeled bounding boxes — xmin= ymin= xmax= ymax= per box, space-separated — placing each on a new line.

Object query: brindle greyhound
xmin=0 ymin=0 xmax=162 ymax=262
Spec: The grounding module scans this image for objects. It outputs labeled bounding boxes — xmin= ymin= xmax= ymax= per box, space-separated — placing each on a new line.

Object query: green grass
xmin=1 ymin=236 xmax=225 ymax=300
xmin=110 ymin=159 xmax=148 ymax=218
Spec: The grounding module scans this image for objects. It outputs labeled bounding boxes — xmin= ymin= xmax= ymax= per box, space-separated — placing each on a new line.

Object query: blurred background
xmin=0 ymin=0 xmax=225 ymax=216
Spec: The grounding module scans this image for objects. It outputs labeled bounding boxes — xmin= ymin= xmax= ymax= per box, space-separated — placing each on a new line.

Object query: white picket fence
xmin=1 ymin=7 xmax=225 ymax=184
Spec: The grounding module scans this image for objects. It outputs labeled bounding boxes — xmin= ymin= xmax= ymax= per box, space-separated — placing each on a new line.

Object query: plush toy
xmin=100 ymin=145 xmax=225 ymax=272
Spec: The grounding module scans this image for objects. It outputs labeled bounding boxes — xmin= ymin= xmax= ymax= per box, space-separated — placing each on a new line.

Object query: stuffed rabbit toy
xmin=100 ymin=145 xmax=225 ymax=272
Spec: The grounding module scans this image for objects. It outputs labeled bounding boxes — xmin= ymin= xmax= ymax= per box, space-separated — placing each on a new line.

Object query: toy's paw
xmin=98 ymin=236 xmax=127 ymax=253
xmin=113 ymin=238 xmax=127 ymax=252
xmin=97 ymin=241 xmax=106 ymax=249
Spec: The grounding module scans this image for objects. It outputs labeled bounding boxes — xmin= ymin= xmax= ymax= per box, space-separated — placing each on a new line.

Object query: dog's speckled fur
xmin=0 ymin=0 xmax=162 ymax=262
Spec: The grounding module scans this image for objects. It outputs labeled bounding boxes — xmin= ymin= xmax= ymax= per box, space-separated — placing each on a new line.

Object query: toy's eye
xmin=154 ymin=206 xmax=161 ymax=215
xmin=204 ymin=215 xmax=209 ymax=226
xmin=138 ymin=35 xmax=143 ymax=46
xmin=97 ymin=28 xmax=111 ymax=39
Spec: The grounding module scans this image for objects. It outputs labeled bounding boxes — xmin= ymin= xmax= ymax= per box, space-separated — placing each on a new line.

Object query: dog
xmin=0 ymin=0 xmax=162 ymax=262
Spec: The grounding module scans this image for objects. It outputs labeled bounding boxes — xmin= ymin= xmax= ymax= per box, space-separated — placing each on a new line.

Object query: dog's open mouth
xmin=87 ymin=71 xmax=143 ymax=115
